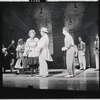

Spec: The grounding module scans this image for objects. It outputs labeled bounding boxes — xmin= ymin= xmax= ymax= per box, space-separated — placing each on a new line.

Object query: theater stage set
xmin=1 ymin=2 xmax=99 ymax=98
xmin=3 ymin=68 xmax=99 ymax=91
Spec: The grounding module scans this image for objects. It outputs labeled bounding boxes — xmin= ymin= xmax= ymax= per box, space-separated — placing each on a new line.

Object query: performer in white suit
xmin=61 ymin=27 xmax=75 ymax=78
xmin=36 ymin=27 xmax=53 ymax=78
xmin=94 ymin=34 xmax=99 ymax=71
xmin=78 ymin=37 xmax=86 ymax=70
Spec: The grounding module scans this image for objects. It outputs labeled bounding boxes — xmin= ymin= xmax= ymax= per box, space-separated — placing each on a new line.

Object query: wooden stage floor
xmin=3 ymin=68 xmax=99 ymax=91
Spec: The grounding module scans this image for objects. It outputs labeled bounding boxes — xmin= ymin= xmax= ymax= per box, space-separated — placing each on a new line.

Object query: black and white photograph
xmin=0 ymin=0 xmax=99 ymax=98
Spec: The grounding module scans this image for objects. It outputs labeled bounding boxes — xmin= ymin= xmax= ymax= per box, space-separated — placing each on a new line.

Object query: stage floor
xmin=3 ymin=68 xmax=99 ymax=91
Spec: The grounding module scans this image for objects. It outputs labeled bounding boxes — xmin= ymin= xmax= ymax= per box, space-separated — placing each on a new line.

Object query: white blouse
xmin=23 ymin=37 xmax=39 ymax=57
xmin=16 ymin=44 xmax=24 ymax=58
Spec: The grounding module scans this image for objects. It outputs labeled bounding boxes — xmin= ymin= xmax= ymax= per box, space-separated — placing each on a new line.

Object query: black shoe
xmin=94 ymin=69 xmax=99 ymax=71
xmin=80 ymin=68 xmax=84 ymax=70
xmin=16 ymin=71 xmax=19 ymax=75
xmin=16 ymin=72 xmax=19 ymax=75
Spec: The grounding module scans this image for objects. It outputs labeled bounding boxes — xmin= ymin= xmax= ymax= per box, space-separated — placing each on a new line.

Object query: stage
xmin=3 ymin=68 xmax=99 ymax=91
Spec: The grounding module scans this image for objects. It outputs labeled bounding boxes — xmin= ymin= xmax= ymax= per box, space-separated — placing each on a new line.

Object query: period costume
xmin=74 ymin=45 xmax=79 ymax=68
xmin=23 ymin=37 xmax=39 ymax=75
xmin=63 ymin=33 xmax=75 ymax=77
xmin=78 ymin=41 xmax=86 ymax=70
xmin=36 ymin=27 xmax=53 ymax=77
xmin=14 ymin=44 xmax=25 ymax=69
xmin=2 ymin=46 xmax=8 ymax=72
xmin=7 ymin=43 xmax=16 ymax=72
xmin=94 ymin=38 xmax=99 ymax=70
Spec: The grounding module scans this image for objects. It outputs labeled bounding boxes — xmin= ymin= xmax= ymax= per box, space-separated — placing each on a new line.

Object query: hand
xmin=4 ymin=52 xmax=8 ymax=56
xmin=2 ymin=48 xmax=7 ymax=53
xmin=23 ymin=56 xmax=26 ymax=58
xmin=16 ymin=56 xmax=20 ymax=59
xmin=82 ymin=52 xmax=85 ymax=56
xmin=61 ymin=47 xmax=66 ymax=51
xmin=11 ymin=53 xmax=14 ymax=55
xmin=74 ymin=53 xmax=77 ymax=57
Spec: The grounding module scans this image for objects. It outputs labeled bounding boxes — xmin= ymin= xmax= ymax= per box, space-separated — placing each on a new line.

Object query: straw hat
xmin=40 ymin=27 xmax=48 ymax=33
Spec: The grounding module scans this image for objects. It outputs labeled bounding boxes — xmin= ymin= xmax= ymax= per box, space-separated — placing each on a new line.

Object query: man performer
xmin=61 ymin=27 xmax=75 ymax=78
xmin=36 ymin=27 xmax=53 ymax=78
xmin=94 ymin=34 xmax=99 ymax=71
xmin=77 ymin=37 xmax=86 ymax=70
xmin=7 ymin=40 xmax=16 ymax=72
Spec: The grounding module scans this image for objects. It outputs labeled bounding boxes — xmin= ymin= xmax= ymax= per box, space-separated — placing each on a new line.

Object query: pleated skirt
xmin=27 ymin=57 xmax=39 ymax=66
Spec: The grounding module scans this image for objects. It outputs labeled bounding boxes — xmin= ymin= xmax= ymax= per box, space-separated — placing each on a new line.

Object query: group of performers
xmin=2 ymin=27 xmax=99 ymax=78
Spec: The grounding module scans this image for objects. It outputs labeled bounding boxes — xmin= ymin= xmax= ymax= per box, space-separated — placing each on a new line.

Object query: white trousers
xmin=78 ymin=51 xmax=86 ymax=69
xmin=95 ymin=50 xmax=99 ymax=69
xmin=39 ymin=56 xmax=48 ymax=76
xmin=66 ymin=47 xmax=75 ymax=75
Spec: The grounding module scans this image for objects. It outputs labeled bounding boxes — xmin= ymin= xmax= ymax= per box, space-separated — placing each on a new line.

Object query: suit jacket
xmin=94 ymin=39 xmax=99 ymax=51
xmin=64 ymin=33 xmax=74 ymax=49
xmin=7 ymin=44 xmax=16 ymax=58
xmin=78 ymin=41 xmax=86 ymax=52
xmin=36 ymin=34 xmax=53 ymax=61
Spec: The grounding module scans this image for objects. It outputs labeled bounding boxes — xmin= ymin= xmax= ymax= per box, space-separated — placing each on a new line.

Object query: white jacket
xmin=36 ymin=34 xmax=53 ymax=61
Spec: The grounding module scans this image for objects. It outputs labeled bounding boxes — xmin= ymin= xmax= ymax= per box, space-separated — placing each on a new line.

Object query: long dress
xmin=14 ymin=44 xmax=24 ymax=69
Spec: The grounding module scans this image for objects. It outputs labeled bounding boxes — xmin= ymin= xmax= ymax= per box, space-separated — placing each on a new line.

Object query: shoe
xmin=80 ymin=68 xmax=84 ymax=70
xmin=65 ymin=75 xmax=74 ymax=78
xmin=16 ymin=71 xmax=19 ymax=75
xmin=36 ymin=75 xmax=42 ymax=77
xmin=42 ymin=75 xmax=48 ymax=78
xmin=94 ymin=69 xmax=99 ymax=71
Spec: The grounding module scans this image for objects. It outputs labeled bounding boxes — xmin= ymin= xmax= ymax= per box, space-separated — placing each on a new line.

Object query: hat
xmin=28 ymin=29 xmax=36 ymax=36
xmin=40 ymin=27 xmax=48 ymax=33
xmin=29 ymin=30 xmax=35 ymax=33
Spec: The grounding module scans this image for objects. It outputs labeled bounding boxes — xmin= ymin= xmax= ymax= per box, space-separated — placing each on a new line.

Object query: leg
xmin=29 ymin=65 xmax=33 ymax=76
xmin=16 ymin=69 xmax=20 ymax=75
xmin=35 ymin=64 xmax=39 ymax=75
xmin=82 ymin=55 xmax=86 ymax=70
xmin=31 ymin=67 xmax=34 ymax=76
xmin=10 ymin=58 xmax=15 ymax=72
xmin=10 ymin=59 xmax=13 ymax=72
xmin=95 ymin=51 xmax=99 ymax=70
xmin=39 ymin=56 xmax=48 ymax=77
xmin=78 ymin=51 xmax=83 ymax=69
xmin=66 ymin=47 xmax=75 ymax=76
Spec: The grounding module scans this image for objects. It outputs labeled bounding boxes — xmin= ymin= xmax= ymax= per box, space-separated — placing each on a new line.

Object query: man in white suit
xmin=78 ymin=37 xmax=86 ymax=70
xmin=61 ymin=27 xmax=75 ymax=78
xmin=94 ymin=34 xmax=99 ymax=71
xmin=36 ymin=27 xmax=53 ymax=78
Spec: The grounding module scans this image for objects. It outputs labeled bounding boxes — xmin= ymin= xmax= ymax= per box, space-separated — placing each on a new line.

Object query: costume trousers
xmin=10 ymin=58 xmax=15 ymax=67
xmin=39 ymin=56 xmax=48 ymax=76
xmin=66 ymin=47 xmax=75 ymax=75
xmin=78 ymin=51 xmax=86 ymax=69
xmin=95 ymin=50 xmax=99 ymax=69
